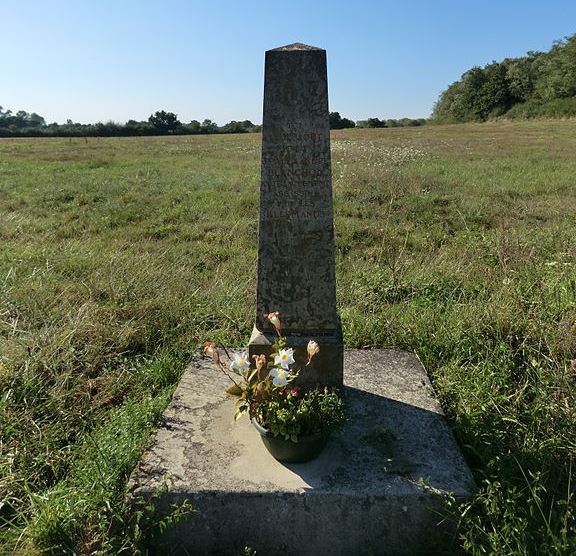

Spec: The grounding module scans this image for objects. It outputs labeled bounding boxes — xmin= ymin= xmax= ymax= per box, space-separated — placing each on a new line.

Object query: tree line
xmin=432 ymin=33 xmax=576 ymax=122
xmin=0 ymin=108 xmax=260 ymax=138
xmin=329 ymin=112 xmax=426 ymax=129
xmin=0 ymin=106 xmax=426 ymax=138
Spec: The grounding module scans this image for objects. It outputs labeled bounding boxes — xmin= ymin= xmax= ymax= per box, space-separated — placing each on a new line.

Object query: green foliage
xmin=0 ymin=106 xmax=46 ymax=131
xmin=433 ymin=33 xmax=576 ymax=122
xmin=329 ymin=111 xmax=356 ymax=129
xmin=148 ymin=110 xmax=182 ymax=133
xmin=220 ymin=120 xmax=260 ymax=133
xmin=0 ymin=106 xmax=260 ymax=138
xmin=506 ymin=95 xmax=576 ymax=119
xmin=126 ymin=491 xmax=195 ymax=554
xmin=356 ymin=117 xmax=426 ymax=128
xmin=433 ymin=63 xmax=516 ymax=122
xmin=209 ymin=336 xmax=342 ymax=434
xmin=259 ymin=388 xmax=346 ymax=442
xmin=187 ymin=119 xmax=201 ymax=133
xmin=25 ymin=390 xmax=172 ymax=553
xmin=506 ymin=51 xmax=542 ymax=102
xmin=535 ymin=37 xmax=576 ymax=101
xmin=200 ymin=118 xmax=218 ymax=134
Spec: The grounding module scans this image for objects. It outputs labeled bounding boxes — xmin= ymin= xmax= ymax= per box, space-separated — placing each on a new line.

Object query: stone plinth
xmin=250 ymin=43 xmax=342 ymax=387
xmin=129 ymin=350 xmax=475 ymax=555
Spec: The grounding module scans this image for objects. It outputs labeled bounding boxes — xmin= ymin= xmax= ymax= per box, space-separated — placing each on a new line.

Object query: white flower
xmin=230 ymin=352 xmax=250 ymax=373
xmin=274 ymin=348 xmax=295 ymax=370
xmin=269 ymin=367 xmax=291 ymax=386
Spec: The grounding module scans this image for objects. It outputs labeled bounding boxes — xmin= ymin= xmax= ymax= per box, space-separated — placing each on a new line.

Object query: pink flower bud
xmin=306 ymin=340 xmax=320 ymax=366
xmin=252 ymin=353 xmax=267 ymax=378
xmin=264 ymin=311 xmax=282 ymax=336
xmin=203 ymin=341 xmax=221 ymax=365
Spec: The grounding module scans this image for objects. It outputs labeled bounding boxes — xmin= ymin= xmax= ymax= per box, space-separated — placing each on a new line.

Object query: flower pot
xmin=251 ymin=419 xmax=329 ymax=463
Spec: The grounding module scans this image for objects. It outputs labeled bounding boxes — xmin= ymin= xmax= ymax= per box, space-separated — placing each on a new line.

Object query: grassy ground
xmin=0 ymin=121 xmax=575 ymax=554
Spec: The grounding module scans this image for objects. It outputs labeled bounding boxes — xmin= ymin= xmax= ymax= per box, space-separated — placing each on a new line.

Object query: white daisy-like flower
xmin=269 ymin=367 xmax=291 ymax=386
xmin=230 ymin=352 xmax=250 ymax=373
xmin=274 ymin=348 xmax=295 ymax=370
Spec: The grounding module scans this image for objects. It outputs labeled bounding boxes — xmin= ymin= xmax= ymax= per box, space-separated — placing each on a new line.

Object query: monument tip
xmin=270 ymin=42 xmax=323 ymax=52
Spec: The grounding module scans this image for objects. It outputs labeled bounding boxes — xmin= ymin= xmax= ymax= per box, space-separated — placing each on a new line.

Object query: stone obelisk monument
xmin=131 ymin=44 xmax=475 ymax=555
xmin=248 ymin=43 xmax=343 ymax=387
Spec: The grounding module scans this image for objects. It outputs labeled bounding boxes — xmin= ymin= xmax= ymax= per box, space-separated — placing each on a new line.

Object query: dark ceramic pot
xmin=251 ymin=419 xmax=328 ymax=463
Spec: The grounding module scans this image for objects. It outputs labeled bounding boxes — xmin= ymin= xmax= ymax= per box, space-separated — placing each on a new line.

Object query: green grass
xmin=1 ymin=122 xmax=575 ymax=554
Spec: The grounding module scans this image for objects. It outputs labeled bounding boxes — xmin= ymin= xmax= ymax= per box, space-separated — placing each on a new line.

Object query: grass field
xmin=1 ymin=121 xmax=575 ymax=554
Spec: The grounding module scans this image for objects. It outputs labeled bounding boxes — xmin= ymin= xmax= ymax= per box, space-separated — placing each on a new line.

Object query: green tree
xmin=433 ymin=63 xmax=513 ymax=122
xmin=505 ymin=52 xmax=543 ymax=102
xmin=433 ymin=33 xmax=576 ymax=122
xmin=477 ymin=62 xmax=514 ymax=119
xmin=329 ymin=112 xmax=343 ymax=129
xmin=366 ymin=117 xmax=386 ymax=128
xmin=33 ymin=114 xmax=48 ymax=129
xmin=148 ymin=110 xmax=181 ymax=133
xmin=329 ymin=112 xmax=355 ymax=129
xmin=200 ymin=119 xmax=218 ymax=134
xmin=535 ymin=35 xmax=576 ymax=101
xmin=186 ymin=120 xmax=200 ymax=134
xmin=125 ymin=120 xmax=151 ymax=135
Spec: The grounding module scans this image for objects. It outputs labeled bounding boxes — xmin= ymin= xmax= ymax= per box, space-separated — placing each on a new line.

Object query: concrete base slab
xmin=130 ymin=350 xmax=475 ymax=555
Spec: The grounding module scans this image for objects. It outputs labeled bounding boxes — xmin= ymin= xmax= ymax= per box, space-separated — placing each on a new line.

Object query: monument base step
xmin=129 ymin=349 xmax=475 ymax=555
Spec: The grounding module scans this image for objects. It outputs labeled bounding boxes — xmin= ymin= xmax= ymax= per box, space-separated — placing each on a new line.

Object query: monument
xmin=249 ymin=43 xmax=343 ymax=388
xmin=129 ymin=44 xmax=475 ymax=555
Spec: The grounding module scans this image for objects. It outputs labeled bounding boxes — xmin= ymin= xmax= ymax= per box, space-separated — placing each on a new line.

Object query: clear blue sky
xmin=2 ymin=0 xmax=575 ymax=125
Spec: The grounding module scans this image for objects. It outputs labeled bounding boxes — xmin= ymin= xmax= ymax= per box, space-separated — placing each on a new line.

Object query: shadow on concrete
xmin=281 ymin=385 xmax=473 ymax=496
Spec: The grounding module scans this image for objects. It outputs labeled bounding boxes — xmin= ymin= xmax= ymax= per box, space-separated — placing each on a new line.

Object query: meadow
xmin=0 ymin=121 xmax=575 ymax=554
